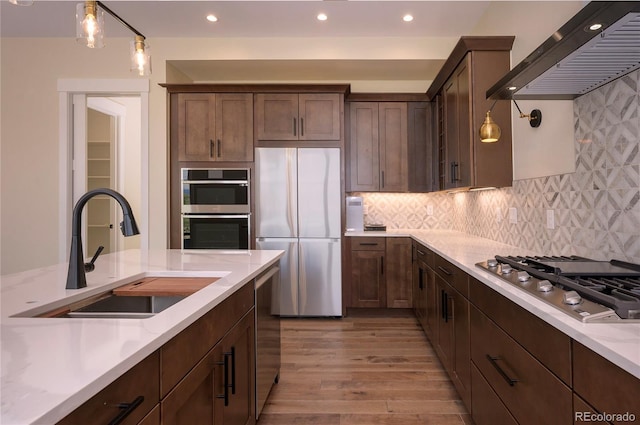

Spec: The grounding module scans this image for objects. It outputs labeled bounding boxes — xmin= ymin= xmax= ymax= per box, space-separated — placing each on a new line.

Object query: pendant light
xmin=131 ymin=35 xmax=151 ymax=76
xmin=75 ymin=1 xmax=151 ymax=76
xmin=76 ymin=1 xmax=104 ymax=49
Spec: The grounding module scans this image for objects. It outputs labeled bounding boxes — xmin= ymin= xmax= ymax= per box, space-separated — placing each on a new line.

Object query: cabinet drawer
xmin=471 ymin=305 xmax=572 ymax=425
xmin=471 ymin=363 xmax=518 ymax=425
xmin=469 ymin=278 xmax=572 ymax=385
xmin=351 ymin=237 xmax=385 ymax=251
xmin=160 ymin=282 xmax=254 ymax=397
xmin=58 ymin=351 xmax=160 ymax=425
xmin=414 ymin=244 xmax=434 ymax=268
xmin=434 ymin=255 xmax=468 ymax=297
xmin=573 ymin=394 xmax=611 ymax=425
xmin=573 ymin=341 xmax=640 ymax=423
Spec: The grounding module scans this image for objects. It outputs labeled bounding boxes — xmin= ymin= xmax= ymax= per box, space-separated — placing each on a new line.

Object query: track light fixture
xmin=76 ymin=1 xmax=151 ymax=76
xmin=479 ymin=99 xmax=543 ymax=143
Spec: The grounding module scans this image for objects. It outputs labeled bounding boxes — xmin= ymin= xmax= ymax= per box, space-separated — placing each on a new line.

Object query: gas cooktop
xmin=476 ymin=255 xmax=640 ymax=323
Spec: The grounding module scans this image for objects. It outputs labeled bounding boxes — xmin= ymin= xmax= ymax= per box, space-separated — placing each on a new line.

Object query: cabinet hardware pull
xmin=217 ymin=139 xmax=221 ymax=157
xmin=300 ymin=117 xmax=304 ymax=137
xmin=216 ymin=351 xmax=233 ymax=406
xmin=106 ymin=395 xmax=144 ymax=425
xmin=417 ymin=250 xmax=425 ymax=256
xmin=229 ymin=347 xmax=236 ymax=395
xmin=419 ymin=268 xmax=424 ymax=290
xmin=210 ymin=140 xmax=214 ymax=158
xmin=437 ymin=266 xmax=453 ymax=276
xmin=443 ymin=291 xmax=449 ymax=323
xmin=450 ymin=162 xmax=455 ymax=183
xmin=359 ymin=243 xmax=379 ymax=246
xmin=486 ymin=355 xmax=519 ymax=386
xmin=293 ymin=118 xmax=297 ymax=136
xmin=441 ymin=289 xmax=446 ymax=320
xmin=381 ymin=171 xmax=385 ymax=188
xmin=380 ymin=256 xmax=384 ymax=275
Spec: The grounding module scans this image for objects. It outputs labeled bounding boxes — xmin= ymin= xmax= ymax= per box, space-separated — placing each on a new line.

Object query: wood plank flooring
xmin=257 ymin=314 xmax=472 ymax=425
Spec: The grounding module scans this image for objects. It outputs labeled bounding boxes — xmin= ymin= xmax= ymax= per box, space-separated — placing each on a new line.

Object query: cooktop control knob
xmin=517 ymin=271 xmax=531 ymax=282
xmin=501 ymin=264 xmax=513 ymax=274
xmin=563 ymin=291 xmax=582 ymax=305
xmin=487 ymin=259 xmax=498 ymax=268
xmin=537 ymin=280 xmax=553 ymax=292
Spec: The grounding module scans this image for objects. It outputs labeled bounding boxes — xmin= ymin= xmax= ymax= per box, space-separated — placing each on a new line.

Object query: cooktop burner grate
xmin=478 ymin=255 xmax=640 ymax=321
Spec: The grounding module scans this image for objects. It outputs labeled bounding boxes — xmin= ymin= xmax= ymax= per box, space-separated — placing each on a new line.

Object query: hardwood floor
xmin=258 ymin=314 xmax=472 ymax=425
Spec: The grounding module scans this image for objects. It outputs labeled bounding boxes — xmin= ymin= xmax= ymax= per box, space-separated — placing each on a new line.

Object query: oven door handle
xmin=182 ymin=214 xmax=250 ymax=219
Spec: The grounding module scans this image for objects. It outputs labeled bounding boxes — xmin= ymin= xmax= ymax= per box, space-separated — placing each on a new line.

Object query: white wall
xmin=0 ymin=2 xmax=584 ymax=274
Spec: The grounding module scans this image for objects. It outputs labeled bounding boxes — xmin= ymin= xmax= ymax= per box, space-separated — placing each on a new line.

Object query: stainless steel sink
xmin=58 ymin=294 xmax=185 ymax=319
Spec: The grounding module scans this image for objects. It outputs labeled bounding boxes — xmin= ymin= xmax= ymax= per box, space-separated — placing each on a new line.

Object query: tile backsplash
xmin=353 ymin=69 xmax=640 ymax=263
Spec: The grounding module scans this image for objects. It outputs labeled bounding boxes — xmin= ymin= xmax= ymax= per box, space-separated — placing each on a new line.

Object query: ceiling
xmin=0 ymin=1 xmax=492 ymax=87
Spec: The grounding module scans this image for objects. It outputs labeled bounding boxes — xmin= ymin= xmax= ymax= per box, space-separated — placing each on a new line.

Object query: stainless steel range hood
xmin=487 ymin=1 xmax=640 ymax=100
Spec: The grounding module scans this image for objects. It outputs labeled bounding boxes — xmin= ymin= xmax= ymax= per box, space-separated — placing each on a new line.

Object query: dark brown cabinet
xmin=57 ymin=352 xmax=160 ymax=425
xmin=347 ymin=237 xmax=412 ymax=309
xmin=254 ymin=93 xmax=341 ymax=142
xmin=427 ymin=37 xmax=514 ymax=190
xmin=177 ymin=93 xmax=253 ymax=162
xmin=433 ymin=257 xmax=471 ymax=411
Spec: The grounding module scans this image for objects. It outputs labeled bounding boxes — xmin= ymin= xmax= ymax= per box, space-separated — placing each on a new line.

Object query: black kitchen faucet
xmin=66 ymin=188 xmax=139 ymax=290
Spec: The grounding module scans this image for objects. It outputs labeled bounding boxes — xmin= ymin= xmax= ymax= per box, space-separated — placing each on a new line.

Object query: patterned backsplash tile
xmin=352 ymin=69 xmax=640 ymax=263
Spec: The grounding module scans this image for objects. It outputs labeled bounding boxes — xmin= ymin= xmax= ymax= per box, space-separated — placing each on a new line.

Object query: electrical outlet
xmin=509 ymin=207 xmax=518 ymax=224
xmin=496 ymin=207 xmax=502 ymax=223
xmin=546 ymin=209 xmax=555 ymax=229
xmin=426 ymin=204 xmax=434 ymax=216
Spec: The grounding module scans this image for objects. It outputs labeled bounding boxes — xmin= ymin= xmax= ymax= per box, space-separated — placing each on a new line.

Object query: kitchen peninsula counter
xmin=0 ymin=249 xmax=282 ymax=425
xmin=346 ymin=229 xmax=640 ymax=379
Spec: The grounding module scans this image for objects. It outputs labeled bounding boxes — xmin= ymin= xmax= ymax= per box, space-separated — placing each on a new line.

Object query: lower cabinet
xmin=58 ymin=273 xmax=263 ymax=425
xmin=348 ymin=237 xmax=412 ymax=309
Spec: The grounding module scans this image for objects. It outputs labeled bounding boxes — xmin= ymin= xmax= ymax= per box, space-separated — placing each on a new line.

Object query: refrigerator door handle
xmin=298 ymin=242 xmax=307 ymax=315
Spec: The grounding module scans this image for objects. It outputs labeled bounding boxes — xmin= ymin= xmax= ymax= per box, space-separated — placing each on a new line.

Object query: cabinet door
xmin=435 ymin=275 xmax=453 ymax=371
xmin=385 ymin=237 xmax=412 ymax=308
xmin=443 ymin=57 xmax=471 ymax=189
xmin=214 ymin=310 xmax=256 ymax=425
xmin=348 ymin=102 xmax=379 ymax=191
xmin=255 ymin=94 xmax=299 ymax=141
xmin=378 ymin=102 xmax=408 ymax=192
xmin=450 ymin=288 xmax=471 ymax=410
xmin=215 ymin=94 xmax=253 ymax=161
xmin=408 ymin=102 xmax=432 ymax=192
xmin=298 ymin=94 xmax=341 ymax=140
xmin=178 ymin=94 xmax=216 ymax=161
xmin=350 ymin=250 xmax=385 ymax=308
xmin=161 ymin=349 xmax=217 ymax=425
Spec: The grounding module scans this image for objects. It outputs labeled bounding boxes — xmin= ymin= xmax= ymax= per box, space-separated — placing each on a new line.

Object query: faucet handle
xmin=84 ymin=245 xmax=104 ymax=272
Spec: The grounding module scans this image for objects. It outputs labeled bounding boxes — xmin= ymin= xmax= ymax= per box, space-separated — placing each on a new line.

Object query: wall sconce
xmin=479 ymin=99 xmax=501 ymax=143
xmin=479 ymin=99 xmax=542 ymax=143
xmin=513 ymin=100 xmax=542 ymax=128
xmin=76 ymin=1 xmax=151 ymax=76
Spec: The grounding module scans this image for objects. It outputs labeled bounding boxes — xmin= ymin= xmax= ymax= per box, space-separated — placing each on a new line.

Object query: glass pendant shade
xmin=76 ymin=1 xmax=104 ymax=48
xmin=479 ymin=111 xmax=501 ymax=143
xmin=130 ymin=36 xmax=151 ymax=76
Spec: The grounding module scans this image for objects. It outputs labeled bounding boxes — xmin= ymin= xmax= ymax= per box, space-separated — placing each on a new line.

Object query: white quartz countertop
xmin=346 ymin=229 xmax=640 ymax=379
xmin=0 ymin=249 xmax=283 ymax=425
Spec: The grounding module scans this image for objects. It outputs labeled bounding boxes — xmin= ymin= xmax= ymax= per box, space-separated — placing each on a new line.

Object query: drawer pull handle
xmin=359 ymin=243 xmax=380 ymax=246
xmin=217 ymin=139 xmax=221 ymax=157
xmin=106 ymin=395 xmax=144 ymax=425
xmin=216 ymin=350 xmax=234 ymax=406
xmin=486 ymin=355 xmax=519 ymax=386
xmin=437 ymin=266 xmax=453 ymax=276
xmin=417 ymin=250 xmax=425 ymax=256
xmin=210 ymin=140 xmax=214 ymax=158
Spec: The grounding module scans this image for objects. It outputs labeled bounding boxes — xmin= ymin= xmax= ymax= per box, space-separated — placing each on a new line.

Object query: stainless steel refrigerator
xmin=255 ymin=147 xmax=342 ymax=317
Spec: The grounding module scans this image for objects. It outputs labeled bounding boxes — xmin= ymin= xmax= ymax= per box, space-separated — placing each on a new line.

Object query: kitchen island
xmin=0 ymin=249 xmax=282 ymax=425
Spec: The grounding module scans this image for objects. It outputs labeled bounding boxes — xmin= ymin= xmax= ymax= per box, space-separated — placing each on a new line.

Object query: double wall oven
xmin=181 ymin=168 xmax=250 ymax=249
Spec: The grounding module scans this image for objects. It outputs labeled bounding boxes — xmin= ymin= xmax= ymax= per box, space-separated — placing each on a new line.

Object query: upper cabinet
xmin=255 ymin=93 xmax=341 ymax=142
xmin=177 ymin=93 xmax=254 ymax=162
xmin=427 ymin=37 xmax=515 ymax=191
xmin=347 ymin=98 xmax=432 ymax=192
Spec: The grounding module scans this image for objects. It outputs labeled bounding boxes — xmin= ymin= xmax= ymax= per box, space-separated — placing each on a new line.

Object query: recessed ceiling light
xmin=589 ymin=23 xmax=603 ymax=31
xmin=508 ymin=86 xmax=517 ymax=91
xmin=317 ymin=13 xmax=328 ymax=21
xmin=403 ymin=14 xmax=414 ymax=22
xmin=206 ymin=14 xmax=218 ymax=23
